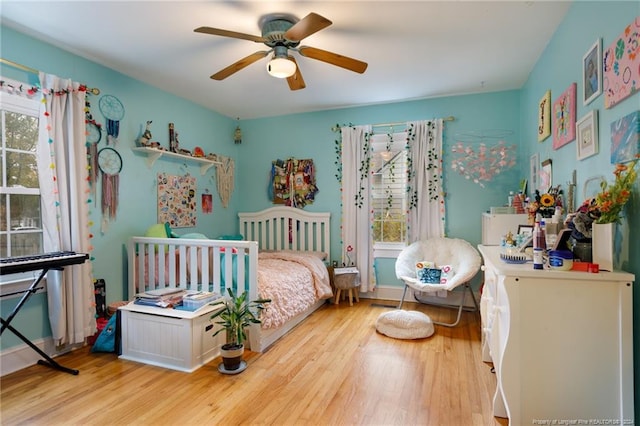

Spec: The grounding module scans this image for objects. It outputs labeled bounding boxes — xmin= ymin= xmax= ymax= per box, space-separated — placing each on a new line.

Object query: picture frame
xmin=538 ymin=90 xmax=551 ymax=142
xmin=576 ymin=110 xmax=599 ymax=160
xmin=604 ymin=18 xmax=640 ymax=109
xmin=529 ymin=153 xmax=539 ymax=198
xmin=552 ymin=83 xmax=577 ymax=150
xmin=540 ymin=158 xmax=553 ymax=192
xmin=582 ymin=39 xmax=602 ymax=106
xmin=517 ymin=225 xmax=534 ymax=236
xmin=610 ymin=110 xmax=640 ymax=164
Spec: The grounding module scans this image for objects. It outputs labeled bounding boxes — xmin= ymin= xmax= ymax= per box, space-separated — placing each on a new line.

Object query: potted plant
xmin=210 ymin=288 xmax=270 ymax=373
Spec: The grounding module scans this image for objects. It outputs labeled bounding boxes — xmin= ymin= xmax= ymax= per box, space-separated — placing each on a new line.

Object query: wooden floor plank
xmin=0 ymin=299 xmax=508 ymax=425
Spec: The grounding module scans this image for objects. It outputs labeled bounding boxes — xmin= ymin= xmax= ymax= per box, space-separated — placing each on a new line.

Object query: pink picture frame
xmin=603 ymin=17 xmax=640 ymax=109
xmin=552 ymin=83 xmax=577 ymax=150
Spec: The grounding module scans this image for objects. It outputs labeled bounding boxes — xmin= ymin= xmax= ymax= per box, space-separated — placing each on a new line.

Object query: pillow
xmin=216 ymin=234 xmax=244 ymax=240
xmin=416 ymin=261 xmax=440 ymax=283
xmin=179 ymin=232 xmax=209 ymax=239
xmin=145 ymin=223 xmax=169 ymax=238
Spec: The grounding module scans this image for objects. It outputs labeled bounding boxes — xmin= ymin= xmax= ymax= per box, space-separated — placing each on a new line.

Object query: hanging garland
xmin=450 ymin=130 xmax=516 ymax=188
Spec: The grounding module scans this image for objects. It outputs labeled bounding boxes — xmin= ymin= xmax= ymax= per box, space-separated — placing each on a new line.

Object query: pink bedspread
xmin=257 ymin=251 xmax=332 ymax=329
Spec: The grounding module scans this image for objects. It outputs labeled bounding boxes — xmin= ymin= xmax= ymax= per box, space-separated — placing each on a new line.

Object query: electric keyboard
xmin=0 ymin=251 xmax=89 ymax=275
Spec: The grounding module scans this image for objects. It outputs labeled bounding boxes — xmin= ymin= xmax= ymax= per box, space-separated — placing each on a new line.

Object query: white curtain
xmin=406 ymin=119 xmax=445 ymax=242
xmin=340 ymin=125 xmax=377 ymax=292
xmin=37 ymin=73 xmax=95 ymax=345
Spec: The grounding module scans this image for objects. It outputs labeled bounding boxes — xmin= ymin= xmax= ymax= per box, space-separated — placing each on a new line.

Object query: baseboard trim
xmin=1 ymin=338 xmax=80 ymax=377
xmin=359 ymin=285 xmax=480 ymax=308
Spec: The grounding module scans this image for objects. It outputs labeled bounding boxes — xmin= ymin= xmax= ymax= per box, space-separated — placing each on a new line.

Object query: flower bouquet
xmin=594 ymin=157 xmax=639 ymax=224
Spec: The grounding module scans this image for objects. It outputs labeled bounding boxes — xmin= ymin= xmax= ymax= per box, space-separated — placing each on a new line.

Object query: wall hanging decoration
xmin=530 ymin=153 xmax=540 ymax=197
xmin=98 ymin=94 xmax=124 ymax=145
xmin=215 ymin=155 xmax=235 ymax=208
xmin=157 ymin=173 xmax=197 ymax=227
xmin=577 ymin=110 xmax=599 ymax=160
xmin=97 ymin=147 xmax=122 ymax=227
xmin=604 ymin=17 xmax=640 ymax=109
xmin=269 ymin=158 xmax=318 ymax=208
xmin=610 ymin=110 xmax=640 ymax=164
xmin=552 ymin=83 xmax=577 ymax=150
xmin=583 ymin=38 xmax=602 ymax=105
xmin=202 ymin=190 xmax=213 ymax=214
xmin=85 ymin=91 xmax=102 ymax=203
xmin=538 ymin=90 xmax=551 ymax=141
xmin=234 ymin=118 xmax=242 ymax=144
xmin=450 ymin=130 xmax=516 ymax=188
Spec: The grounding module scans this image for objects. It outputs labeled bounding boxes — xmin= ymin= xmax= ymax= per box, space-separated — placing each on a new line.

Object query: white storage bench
xmin=119 ymin=302 xmax=224 ymax=373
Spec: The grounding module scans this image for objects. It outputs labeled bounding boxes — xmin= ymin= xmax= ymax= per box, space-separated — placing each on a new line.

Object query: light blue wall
xmin=1 ymin=26 xmax=238 ymax=348
xmin=1 ymin=4 xmax=639 ymax=418
xmin=521 ymin=1 xmax=639 ymax=418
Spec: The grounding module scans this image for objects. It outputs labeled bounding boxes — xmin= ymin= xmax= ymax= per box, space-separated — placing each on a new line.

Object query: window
xmin=370 ymin=132 xmax=408 ymax=257
xmin=0 ymin=90 xmax=43 ymax=259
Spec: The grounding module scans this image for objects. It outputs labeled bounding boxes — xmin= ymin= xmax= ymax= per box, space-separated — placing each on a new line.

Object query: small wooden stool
xmin=333 ymin=267 xmax=360 ymax=306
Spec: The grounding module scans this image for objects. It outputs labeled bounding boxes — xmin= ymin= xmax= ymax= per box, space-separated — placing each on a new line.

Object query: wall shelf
xmin=132 ymin=147 xmax=220 ymax=175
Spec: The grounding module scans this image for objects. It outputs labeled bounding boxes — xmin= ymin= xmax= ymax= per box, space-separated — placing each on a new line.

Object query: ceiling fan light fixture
xmin=267 ymin=56 xmax=296 ymax=78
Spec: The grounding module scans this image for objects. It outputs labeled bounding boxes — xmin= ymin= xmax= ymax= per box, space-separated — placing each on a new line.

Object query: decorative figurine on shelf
xmin=169 ymin=123 xmax=177 ymax=152
xmin=138 ymin=120 xmax=153 ymax=146
xmin=193 ymin=146 xmax=205 ymax=157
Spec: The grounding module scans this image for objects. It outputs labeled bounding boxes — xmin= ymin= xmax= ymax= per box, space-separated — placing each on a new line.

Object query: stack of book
xmin=134 ymin=288 xmax=186 ymax=308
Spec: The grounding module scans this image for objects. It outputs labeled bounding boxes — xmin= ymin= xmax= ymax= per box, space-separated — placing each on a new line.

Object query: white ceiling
xmin=1 ymin=1 xmax=571 ymax=120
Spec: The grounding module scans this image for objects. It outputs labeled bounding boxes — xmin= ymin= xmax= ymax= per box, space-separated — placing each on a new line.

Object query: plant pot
xmin=219 ymin=343 xmax=244 ymax=372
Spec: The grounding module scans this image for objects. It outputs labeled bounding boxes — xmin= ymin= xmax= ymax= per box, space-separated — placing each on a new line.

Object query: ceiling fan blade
xmin=298 ymin=46 xmax=368 ymax=74
xmin=286 ymin=57 xmax=306 ymax=91
xmin=210 ymin=51 xmax=269 ymax=80
xmin=284 ymin=12 xmax=332 ymax=42
xmin=194 ymin=26 xmax=266 ymax=43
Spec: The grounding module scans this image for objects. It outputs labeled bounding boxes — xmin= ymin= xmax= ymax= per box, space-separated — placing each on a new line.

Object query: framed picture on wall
xmin=576 ymin=110 xmax=599 ymax=160
xmin=538 ymin=90 xmax=551 ymax=142
xmin=552 ymin=83 xmax=577 ymax=150
xmin=582 ymin=39 xmax=602 ymax=105
xmin=529 ymin=153 xmax=540 ymax=197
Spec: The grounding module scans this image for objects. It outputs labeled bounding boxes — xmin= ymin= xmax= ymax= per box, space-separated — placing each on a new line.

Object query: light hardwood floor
xmin=0 ymin=299 xmax=508 ymax=426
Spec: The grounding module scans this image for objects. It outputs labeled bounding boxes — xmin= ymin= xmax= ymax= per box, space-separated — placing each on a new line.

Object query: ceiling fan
xmin=194 ymin=12 xmax=368 ymax=91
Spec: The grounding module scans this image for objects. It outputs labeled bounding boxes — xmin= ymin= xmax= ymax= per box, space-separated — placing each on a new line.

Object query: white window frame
xmin=0 ymin=88 xmax=47 ymax=295
xmin=370 ymin=132 xmax=408 ymax=258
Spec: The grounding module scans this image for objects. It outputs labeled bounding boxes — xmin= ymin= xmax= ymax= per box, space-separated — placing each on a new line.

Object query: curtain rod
xmin=1 ymin=57 xmax=100 ymax=95
xmin=331 ymin=116 xmax=454 ymax=132
xmin=371 ymin=116 xmax=455 ymax=128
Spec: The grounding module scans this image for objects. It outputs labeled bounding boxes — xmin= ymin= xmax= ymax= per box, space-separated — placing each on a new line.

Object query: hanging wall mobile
xmin=99 ymin=94 xmax=125 ymax=145
xmin=98 ymin=147 xmax=123 ymax=222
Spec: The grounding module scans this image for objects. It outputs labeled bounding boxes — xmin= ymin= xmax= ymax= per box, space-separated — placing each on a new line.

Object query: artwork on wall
xmin=583 ymin=39 xmax=602 ymax=105
xmin=157 ymin=173 xmax=197 ymax=227
xmin=540 ymin=158 xmax=553 ymax=191
xmin=450 ymin=138 xmax=517 ymax=188
xmin=603 ymin=17 xmax=640 ymax=109
xmin=610 ymin=110 xmax=640 ymax=164
xmin=202 ymin=192 xmax=213 ymax=214
xmin=576 ymin=110 xmax=599 ymax=161
xmin=552 ymin=83 xmax=577 ymax=150
xmin=538 ymin=90 xmax=551 ymax=142
xmin=270 ymin=158 xmax=318 ymax=208
xmin=529 ymin=153 xmax=540 ymax=197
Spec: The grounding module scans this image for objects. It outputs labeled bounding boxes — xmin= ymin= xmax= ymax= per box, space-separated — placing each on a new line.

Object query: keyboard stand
xmin=1 ymin=267 xmax=79 ymax=375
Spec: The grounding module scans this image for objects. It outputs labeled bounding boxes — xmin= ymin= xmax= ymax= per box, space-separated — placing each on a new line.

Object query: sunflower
xmin=540 ymin=193 xmax=555 ymax=207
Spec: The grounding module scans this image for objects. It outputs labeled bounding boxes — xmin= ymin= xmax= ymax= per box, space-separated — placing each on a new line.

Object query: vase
xmin=591 ymin=221 xmax=628 ymax=271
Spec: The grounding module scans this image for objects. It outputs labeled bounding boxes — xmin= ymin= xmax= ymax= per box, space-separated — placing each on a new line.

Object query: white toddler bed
xmin=127 ymin=207 xmax=332 ymax=353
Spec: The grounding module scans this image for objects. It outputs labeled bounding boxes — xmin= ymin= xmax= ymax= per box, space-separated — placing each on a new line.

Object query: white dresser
xmin=478 ymin=245 xmax=634 ymax=425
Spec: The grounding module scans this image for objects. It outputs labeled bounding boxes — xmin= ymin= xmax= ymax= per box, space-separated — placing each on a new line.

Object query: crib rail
xmin=127 ymin=237 xmax=259 ymax=302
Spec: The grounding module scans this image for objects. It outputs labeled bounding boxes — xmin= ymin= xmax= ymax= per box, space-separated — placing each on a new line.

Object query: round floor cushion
xmin=375 ymin=310 xmax=435 ymax=339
